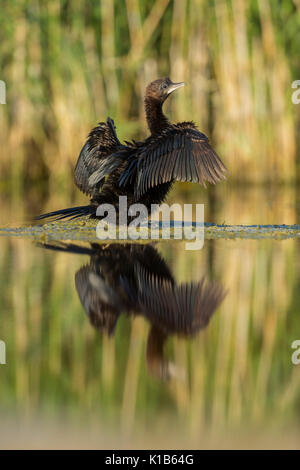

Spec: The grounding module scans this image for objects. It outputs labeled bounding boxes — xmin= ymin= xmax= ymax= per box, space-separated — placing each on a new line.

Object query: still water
xmin=0 ymin=186 xmax=299 ymax=449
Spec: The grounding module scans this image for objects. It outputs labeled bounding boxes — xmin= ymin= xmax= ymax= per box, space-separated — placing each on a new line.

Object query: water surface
xmin=0 ymin=187 xmax=299 ymax=449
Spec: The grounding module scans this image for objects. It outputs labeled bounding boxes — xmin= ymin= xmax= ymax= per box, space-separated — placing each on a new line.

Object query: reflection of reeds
xmin=0 ymin=187 xmax=299 ymax=436
xmin=0 ymin=0 xmax=299 ymax=201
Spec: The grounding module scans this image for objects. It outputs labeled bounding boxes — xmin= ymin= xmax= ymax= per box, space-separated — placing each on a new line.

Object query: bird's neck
xmin=146 ymin=325 xmax=168 ymax=379
xmin=144 ymin=96 xmax=170 ymax=135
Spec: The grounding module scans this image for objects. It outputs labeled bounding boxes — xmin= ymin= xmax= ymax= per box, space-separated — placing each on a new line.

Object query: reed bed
xmin=0 ymin=0 xmax=299 ymax=202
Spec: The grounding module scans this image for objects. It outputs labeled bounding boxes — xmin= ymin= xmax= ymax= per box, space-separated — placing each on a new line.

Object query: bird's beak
xmin=167 ymin=81 xmax=185 ymax=94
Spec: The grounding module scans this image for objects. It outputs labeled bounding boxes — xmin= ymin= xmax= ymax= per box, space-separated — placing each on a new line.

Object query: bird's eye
xmin=161 ymin=83 xmax=168 ymax=90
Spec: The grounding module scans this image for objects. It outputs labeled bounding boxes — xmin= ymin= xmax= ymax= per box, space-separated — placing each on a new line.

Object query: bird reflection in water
xmin=39 ymin=242 xmax=226 ymax=379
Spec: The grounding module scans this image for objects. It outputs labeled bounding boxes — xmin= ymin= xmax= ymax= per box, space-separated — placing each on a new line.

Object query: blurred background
xmin=0 ymin=0 xmax=300 ymax=449
xmin=0 ymin=0 xmax=300 ymax=215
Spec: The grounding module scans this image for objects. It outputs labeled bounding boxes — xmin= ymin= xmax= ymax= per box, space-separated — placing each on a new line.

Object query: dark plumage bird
xmin=38 ymin=241 xmax=226 ymax=379
xmin=37 ymin=78 xmax=228 ymax=222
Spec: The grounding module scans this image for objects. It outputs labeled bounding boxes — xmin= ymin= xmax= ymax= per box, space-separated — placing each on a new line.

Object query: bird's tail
xmin=35 ymin=205 xmax=95 ymax=223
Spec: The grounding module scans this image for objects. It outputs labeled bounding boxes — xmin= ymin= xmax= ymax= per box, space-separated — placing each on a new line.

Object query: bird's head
xmin=146 ymin=77 xmax=185 ymax=103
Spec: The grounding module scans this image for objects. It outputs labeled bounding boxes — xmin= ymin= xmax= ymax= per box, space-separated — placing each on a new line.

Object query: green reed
xmin=0 ymin=233 xmax=299 ymax=436
xmin=0 ymin=0 xmax=300 ymax=202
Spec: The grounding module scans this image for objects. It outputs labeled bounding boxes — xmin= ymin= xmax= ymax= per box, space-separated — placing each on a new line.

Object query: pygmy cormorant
xmin=37 ymin=78 xmax=228 ymax=221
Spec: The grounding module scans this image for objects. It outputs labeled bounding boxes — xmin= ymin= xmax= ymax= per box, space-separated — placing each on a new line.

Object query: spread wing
xmin=136 ymin=265 xmax=226 ymax=335
xmin=74 ymin=117 xmax=125 ymax=197
xmin=123 ymin=123 xmax=228 ymax=197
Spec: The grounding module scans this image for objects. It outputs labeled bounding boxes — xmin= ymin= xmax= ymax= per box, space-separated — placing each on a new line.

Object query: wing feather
xmin=74 ymin=117 xmax=125 ymax=197
xmin=130 ymin=123 xmax=228 ymax=197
